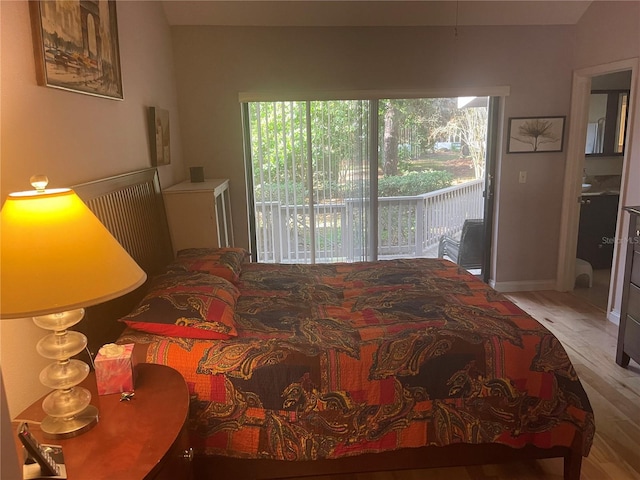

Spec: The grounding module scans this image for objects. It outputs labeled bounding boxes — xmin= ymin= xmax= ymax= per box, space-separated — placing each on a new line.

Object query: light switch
xmin=519 ymin=171 xmax=527 ymax=184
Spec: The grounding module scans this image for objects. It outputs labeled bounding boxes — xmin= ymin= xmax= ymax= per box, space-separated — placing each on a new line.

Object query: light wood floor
xmin=293 ymin=291 xmax=640 ymax=480
xmin=571 ymin=268 xmax=611 ymax=312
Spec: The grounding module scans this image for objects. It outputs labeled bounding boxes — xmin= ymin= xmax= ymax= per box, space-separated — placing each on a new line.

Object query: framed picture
xmin=149 ymin=107 xmax=171 ymax=166
xmin=29 ymin=0 xmax=123 ymax=100
xmin=507 ymin=116 xmax=565 ymax=153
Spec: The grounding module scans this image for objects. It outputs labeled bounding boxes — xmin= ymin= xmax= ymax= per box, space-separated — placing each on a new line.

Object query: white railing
xmin=255 ymin=178 xmax=484 ymax=263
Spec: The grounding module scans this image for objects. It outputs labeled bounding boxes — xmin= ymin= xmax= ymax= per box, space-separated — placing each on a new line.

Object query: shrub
xmin=378 ymin=171 xmax=453 ymax=197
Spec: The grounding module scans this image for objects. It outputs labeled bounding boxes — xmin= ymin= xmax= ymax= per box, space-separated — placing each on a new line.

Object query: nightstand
xmin=13 ymin=363 xmax=193 ymax=480
xmin=163 ymin=178 xmax=234 ymax=254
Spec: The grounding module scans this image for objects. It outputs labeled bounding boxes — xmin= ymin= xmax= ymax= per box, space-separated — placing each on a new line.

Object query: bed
xmin=75 ymin=168 xmax=594 ymax=480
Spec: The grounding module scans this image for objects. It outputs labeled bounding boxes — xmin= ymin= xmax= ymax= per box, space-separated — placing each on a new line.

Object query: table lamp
xmin=0 ymin=176 xmax=147 ymax=438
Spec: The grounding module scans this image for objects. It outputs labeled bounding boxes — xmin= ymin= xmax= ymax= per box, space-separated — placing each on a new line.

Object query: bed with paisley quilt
xmin=75 ymin=169 xmax=593 ymax=480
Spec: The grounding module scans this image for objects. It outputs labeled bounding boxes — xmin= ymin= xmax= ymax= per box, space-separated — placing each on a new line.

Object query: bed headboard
xmin=73 ymin=168 xmax=173 ymax=275
xmin=72 ymin=168 xmax=174 ymax=352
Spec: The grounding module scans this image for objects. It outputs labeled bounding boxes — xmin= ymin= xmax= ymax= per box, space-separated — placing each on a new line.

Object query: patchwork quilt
xmin=119 ymin=257 xmax=594 ymax=460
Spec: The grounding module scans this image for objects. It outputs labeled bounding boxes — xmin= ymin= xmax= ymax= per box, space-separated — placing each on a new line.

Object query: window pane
xmin=248 ymin=100 xmax=370 ymax=263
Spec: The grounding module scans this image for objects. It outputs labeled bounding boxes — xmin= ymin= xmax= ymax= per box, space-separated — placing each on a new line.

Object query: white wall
xmin=0 ymin=4 xmax=21 ymax=475
xmin=0 ymin=1 xmax=184 ymax=417
xmin=1 ymin=370 xmax=20 ymax=480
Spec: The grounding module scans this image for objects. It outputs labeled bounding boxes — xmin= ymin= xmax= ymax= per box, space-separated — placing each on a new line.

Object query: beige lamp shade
xmin=0 ymin=188 xmax=147 ymax=319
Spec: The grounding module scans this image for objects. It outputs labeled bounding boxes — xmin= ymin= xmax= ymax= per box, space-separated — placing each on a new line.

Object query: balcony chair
xmin=438 ymin=219 xmax=484 ymax=269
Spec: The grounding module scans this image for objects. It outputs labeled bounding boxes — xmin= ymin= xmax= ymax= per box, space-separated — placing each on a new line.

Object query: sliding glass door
xmin=243 ymin=95 xmax=495 ymax=278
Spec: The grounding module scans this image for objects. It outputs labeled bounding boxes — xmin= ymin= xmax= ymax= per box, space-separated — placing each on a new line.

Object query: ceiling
xmin=161 ymin=0 xmax=594 ymax=27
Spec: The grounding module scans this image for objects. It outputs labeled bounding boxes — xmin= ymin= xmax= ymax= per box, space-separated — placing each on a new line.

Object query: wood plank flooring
xmin=290 ymin=291 xmax=640 ymax=480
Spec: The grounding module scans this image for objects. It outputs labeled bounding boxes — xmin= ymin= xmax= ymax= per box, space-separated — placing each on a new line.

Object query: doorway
xmin=558 ymin=58 xmax=638 ymax=321
xmin=574 ymin=71 xmax=631 ymax=310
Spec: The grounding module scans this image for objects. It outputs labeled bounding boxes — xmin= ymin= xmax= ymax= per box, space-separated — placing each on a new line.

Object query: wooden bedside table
xmin=13 ymin=363 xmax=193 ymax=480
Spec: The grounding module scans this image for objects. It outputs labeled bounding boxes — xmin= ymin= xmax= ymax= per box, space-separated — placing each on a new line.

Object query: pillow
xmin=120 ymin=272 xmax=239 ymax=339
xmin=170 ymin=247 xmax=249 ymax=283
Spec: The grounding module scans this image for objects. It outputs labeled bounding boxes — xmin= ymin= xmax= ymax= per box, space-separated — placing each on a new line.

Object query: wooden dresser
xmin=616 ymin=206 xmax=640 ymax=367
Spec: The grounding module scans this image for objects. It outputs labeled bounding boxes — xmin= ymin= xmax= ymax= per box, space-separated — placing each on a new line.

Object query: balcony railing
xmin=255 ymin=178 xmax=484 ymax=263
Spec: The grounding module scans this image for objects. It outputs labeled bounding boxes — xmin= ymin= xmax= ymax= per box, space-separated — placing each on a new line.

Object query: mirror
xmin=586 ymin=90 xmax=629 ymax=155
xmin=614 ymin=91 xmax=629 ymax=154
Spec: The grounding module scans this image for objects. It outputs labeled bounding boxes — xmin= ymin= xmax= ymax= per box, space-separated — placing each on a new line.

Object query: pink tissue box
xmin=95 ymin=343 xmax=136 ymax=395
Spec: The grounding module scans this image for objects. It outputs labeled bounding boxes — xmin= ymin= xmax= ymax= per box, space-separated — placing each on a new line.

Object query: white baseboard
xmin=608 ymin=309 xmax=620 ymax=326
xmin=490 ymin=279 xmax=557 ymax=293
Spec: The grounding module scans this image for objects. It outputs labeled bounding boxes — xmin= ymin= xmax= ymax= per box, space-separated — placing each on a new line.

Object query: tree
xmin=512 ymin=118 xmax=559 ymax=152
xmin=382 ymin=103 xmax=401 ymax=176
xmin=379 ymin=98 xmax=457 ymax=176
xmin=430 ymin=105 xmax=488 ymax=180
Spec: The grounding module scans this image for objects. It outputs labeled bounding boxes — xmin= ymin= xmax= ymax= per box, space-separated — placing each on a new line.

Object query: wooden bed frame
xmin=73 ymin=168 xmax=585 ymax=480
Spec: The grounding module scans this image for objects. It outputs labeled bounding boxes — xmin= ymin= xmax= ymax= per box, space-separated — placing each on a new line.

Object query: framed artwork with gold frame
xmin=29 ymin=0 xmax=123 ymax=100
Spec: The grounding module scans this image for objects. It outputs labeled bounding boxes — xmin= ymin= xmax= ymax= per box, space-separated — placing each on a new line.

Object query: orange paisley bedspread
xmin=119 ymin=258 xmax=594 ymax=461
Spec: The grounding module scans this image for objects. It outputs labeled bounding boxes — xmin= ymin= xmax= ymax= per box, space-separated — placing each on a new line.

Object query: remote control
xmin=17 ymin=423 xmax=61 ymax=477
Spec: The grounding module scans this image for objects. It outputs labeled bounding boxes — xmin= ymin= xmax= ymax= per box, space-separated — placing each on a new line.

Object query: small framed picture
xmin=507 ymin=116 xmax=565 ymax=153
xmin=148 ymin=107 xmax=171 ymax=166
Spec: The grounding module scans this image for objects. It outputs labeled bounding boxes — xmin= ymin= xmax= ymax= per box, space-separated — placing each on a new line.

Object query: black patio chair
xmin=438 ymin=219 xmax=484 ymax=269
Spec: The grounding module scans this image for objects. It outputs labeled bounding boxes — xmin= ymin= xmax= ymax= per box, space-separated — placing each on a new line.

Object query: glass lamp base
xmin=41 ymin=404 xmax=99 ymax=439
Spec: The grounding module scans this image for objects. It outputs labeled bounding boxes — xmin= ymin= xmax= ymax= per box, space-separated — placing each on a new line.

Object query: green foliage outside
xmin=250 ymin=98 xmax=484 ymax=202
xmin=377 ymin=171 xmax=453 ymax=197
xmin=250 ymin=101 xmax=368 ymax=191
xmin=256 ymin=170 xmax=453 ymax=204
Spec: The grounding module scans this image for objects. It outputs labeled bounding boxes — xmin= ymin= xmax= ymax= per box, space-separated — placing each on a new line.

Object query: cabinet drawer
xmin=624 ymin=314 xmax=640 ymax=363
xmin=634 ymin=216 xmax=640 ymax=254
xmin=632 ymin=250 xmax=640 ymax=287
xmin=628 ymin=283 xmax=640 ymax=321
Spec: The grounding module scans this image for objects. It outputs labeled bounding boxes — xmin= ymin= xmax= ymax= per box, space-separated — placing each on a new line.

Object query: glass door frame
xmin=481 ymin=96 xmax=500 ymax=283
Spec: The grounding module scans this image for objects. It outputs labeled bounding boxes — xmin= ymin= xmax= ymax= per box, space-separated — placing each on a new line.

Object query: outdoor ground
xmin=407 ymin=152 xmax=476 ymax=183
